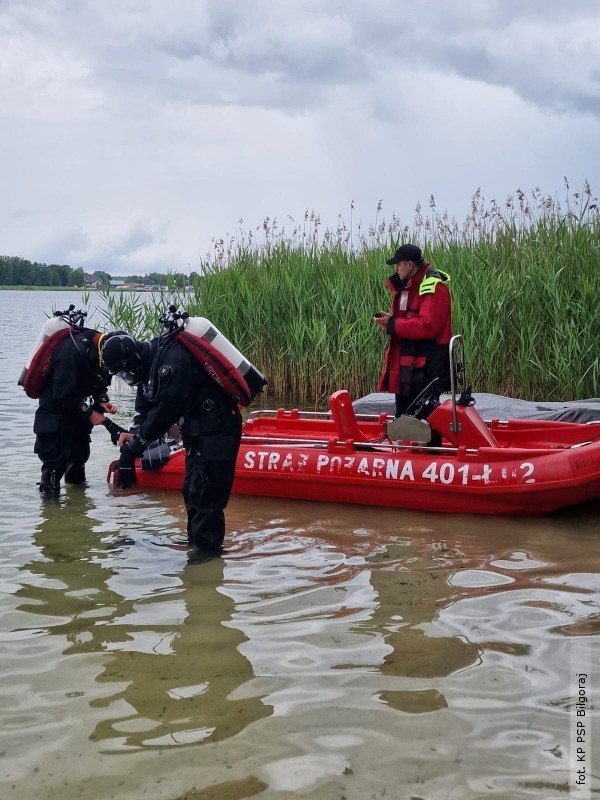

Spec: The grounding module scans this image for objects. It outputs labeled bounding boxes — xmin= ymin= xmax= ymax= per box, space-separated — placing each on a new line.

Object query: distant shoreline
xmin=0 ymin=286 xmax=89 ymax=291
xmin=0 ymin=286 xmax=165 ymax=291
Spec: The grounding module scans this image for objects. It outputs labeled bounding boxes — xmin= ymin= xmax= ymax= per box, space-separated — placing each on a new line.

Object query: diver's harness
xmin=141 ymin=306 xmax=182 ymax=403
xmin=19 ymin=304 xmax=109 ymax=404
xmin=142 ymin=306 xmax=267 ymax=406
xmin=117 ymin=306 xmax=267 ymax=472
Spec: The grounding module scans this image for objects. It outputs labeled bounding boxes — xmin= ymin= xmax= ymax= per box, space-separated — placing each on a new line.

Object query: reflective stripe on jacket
xmin=377 ymin=263 xmax=453 ymax=396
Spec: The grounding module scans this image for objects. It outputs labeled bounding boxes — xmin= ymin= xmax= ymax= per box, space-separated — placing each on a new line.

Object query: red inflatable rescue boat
xmin=108 ymin=337 xmax=600 ymax=516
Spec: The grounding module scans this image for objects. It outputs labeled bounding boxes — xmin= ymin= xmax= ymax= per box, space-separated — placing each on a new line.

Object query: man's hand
xmin=100 ymin=401 xmax=118 ymax=414
xmin=115 ymin=445 xmax=137 ymax=489
xmin=373 ymin=311 xmax=392 ymax=330
xmin=118 ymin=431 xmax=134 ymax=447
xmin=89 ymin=410 xmax=106 ymax=426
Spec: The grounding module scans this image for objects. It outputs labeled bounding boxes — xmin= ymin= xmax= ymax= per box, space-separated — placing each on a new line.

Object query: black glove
xmin=103 ymin=418 xmax=128 ymax=446
xmin=115 ymin=445 xmax=137 ymax=489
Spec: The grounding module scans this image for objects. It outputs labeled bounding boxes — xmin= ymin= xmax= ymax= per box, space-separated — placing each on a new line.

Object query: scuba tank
xmin=182 ymin=316 xmax=267 ymax=400
xmin=18 ymin=305 xmax=89 ymax=395
xmin=18 ymin=316 xmax=70 ymax=387
xmin=147 ymin=307 xmax=267 ymax=405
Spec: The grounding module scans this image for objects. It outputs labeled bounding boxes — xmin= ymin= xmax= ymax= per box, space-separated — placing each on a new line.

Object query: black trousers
xmin=34 ymin=412 xmax=92 ymax=484
xmin=182 ymin=422 xmax=243 ymax=553
xmin=395 ymin=393 xmax=420 ymax=418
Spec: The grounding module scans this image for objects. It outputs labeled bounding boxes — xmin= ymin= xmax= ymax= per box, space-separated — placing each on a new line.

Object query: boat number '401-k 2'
xmin=242 ymin=451 xmax=537 ymax=485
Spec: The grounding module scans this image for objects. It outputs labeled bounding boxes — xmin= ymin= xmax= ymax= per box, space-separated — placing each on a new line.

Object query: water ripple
xmin=1 ymin=293 xmax=599 ymax=798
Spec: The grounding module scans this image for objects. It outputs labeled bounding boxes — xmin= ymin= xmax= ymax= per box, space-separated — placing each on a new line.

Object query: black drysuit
xmin=132 ymin=338 xmax=243 ymax=554
xmin=34 ymin=331 xmax=110 ymax=491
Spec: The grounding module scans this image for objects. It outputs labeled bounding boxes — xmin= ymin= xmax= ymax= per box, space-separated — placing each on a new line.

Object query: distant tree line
xmin=123 ymin=271 xmax=201 ymax=287
xmin=0 ymin=256 xmax=198 ymax=287
xmin=0 ymin=256 xmax=85 ymax=286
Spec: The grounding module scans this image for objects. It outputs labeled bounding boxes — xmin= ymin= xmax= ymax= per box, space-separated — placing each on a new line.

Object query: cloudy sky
xmin=1 ymin=0 xmax=599 ymax=276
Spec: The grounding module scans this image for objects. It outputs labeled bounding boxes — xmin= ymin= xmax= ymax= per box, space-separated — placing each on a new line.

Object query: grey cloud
xmin=198 ymin=1 xmax=600 ymax=116
xmin=2 ymin=0 xmax=599 ymax=277
xmin=165 ymin=2 xmax=599 ymax=117
xmin=153 ymin=8 xmax=367 ymax=104
xmin=41 ymin=226 xmax=92 ymax=265
xmin=39 ymin=220 xmax=169 ymax=272
xmin=105 ymin=223 xmax=167 ymax=258
xmin=4 ymin=0 xmax=597 ymax=117
xmin=354 ymin=2 xmax=600 ymax=117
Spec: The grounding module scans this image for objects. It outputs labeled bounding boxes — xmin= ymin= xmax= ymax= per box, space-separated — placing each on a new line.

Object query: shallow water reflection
xmin=0 ymin=292 xmax=599 ymax=799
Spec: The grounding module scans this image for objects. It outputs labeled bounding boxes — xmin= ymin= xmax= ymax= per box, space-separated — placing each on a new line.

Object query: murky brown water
xmin=1 ymin=291 xmax=598 ymax=799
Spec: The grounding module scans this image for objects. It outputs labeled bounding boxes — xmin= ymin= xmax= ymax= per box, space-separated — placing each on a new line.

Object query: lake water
xmin=0 ymin=290 xmax=598 ymax=799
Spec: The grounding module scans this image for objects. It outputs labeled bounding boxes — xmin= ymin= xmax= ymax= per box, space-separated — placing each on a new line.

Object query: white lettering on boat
xmin=520 ymin=462 xmax=535 ymax=483
xmin=241 ymin=452 xmax=535 ymax=485
xmin=400 ymin=461 xmax=414 ymax=480
xmin=469 ymin=464 xmax=492 ymax=484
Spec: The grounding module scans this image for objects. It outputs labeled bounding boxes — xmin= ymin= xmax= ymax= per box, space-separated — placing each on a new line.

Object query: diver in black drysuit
xmin=103 ymin=334 xmax=243 ymax=558
xmin=34 ymin=330 xmax=113 ymax=496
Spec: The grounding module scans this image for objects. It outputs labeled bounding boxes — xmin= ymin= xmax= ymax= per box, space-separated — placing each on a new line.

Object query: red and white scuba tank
xmin=18 ymin=316 xmax=72 ymax=398
xmin=176 ymin=317 xmax=267 ymax=406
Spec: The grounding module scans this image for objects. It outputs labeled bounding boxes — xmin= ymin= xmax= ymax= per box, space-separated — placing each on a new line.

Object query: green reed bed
xmin=96 ymin=286 xmax=170 ymax=339
xmin=102 ymin=182 xmax=600 ymax=407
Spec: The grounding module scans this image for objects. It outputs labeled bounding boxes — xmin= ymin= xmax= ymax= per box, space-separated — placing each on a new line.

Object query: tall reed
xmin=101 ymin=181 xmax=600 ymax=406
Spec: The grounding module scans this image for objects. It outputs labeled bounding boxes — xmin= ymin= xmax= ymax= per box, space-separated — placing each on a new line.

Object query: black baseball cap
xmin=386 ymin=244 xmax=422 ymax=265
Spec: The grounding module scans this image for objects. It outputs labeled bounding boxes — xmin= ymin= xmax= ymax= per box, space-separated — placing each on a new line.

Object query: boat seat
xmin=329 ymin=390 xmax=369 ymax=442
xmin=428 ymin=400 xmax=501 ymax=449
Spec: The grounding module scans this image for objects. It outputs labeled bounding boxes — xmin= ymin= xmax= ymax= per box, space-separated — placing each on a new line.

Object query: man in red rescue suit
xmin=374 ymin=243 xmax=452 ymax=445
xmin=34 ymin=329 xmax=117 ymax=497
xmin=101 ymin=333 xmax=243 ymax=561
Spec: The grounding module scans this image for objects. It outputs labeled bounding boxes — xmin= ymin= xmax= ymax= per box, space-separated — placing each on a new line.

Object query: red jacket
xmin=378 ymin=263 xmax=453 ymax=396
